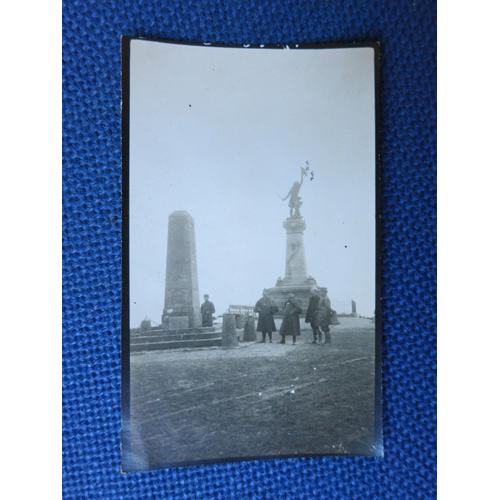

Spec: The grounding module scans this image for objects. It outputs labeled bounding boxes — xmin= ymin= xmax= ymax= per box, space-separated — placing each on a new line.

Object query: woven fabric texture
xmin=62 ymin=0 xmax=436 ymax=497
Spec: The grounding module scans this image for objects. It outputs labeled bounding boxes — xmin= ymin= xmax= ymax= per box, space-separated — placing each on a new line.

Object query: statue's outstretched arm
xmin=299 ymin=167 xmax=308 ymax=186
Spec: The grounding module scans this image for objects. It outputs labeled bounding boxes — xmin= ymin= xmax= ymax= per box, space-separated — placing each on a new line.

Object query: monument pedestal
xmin=163 ymin=316 xmax=190 ymax=330
xmin=264 ymin=215 xmax=327 ymax=313
xmin=264 ymin=282 xmax=327 ymax=316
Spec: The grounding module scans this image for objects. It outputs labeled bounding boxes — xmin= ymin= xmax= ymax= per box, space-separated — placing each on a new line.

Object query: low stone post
xmin=235 ymin=314 xmax=245 ymax=329
xmin=221 ymin=314 xmax=238 ymax=348
xmin=243 ymin=315 xmax=256 ymax=341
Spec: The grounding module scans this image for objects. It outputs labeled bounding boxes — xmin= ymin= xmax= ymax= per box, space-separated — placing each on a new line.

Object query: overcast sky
xmin=129 ymin=40 xmax=376 ymax=326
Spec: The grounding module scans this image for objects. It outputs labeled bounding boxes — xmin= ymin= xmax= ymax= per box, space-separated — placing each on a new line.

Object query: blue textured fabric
xmin=63 ymin=0 xmax=436 ymax=497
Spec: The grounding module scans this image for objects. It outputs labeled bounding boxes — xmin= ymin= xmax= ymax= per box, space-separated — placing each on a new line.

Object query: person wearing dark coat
xmin=200 ymin=294 xmax=215 ymax=327
xmin=279 ymin=294 xmax=302 ymax=344
xmin=305 ymin=290 xmax=322 ymax=344
xmin=318 ymin=291 xmax=334 ymax=344
xmin=255 ymin=294 xmax=279 ymax=343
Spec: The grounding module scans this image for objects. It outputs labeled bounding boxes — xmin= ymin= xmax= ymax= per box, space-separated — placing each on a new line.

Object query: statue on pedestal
xmin=264 ymin=163 xmax=328 ymax=315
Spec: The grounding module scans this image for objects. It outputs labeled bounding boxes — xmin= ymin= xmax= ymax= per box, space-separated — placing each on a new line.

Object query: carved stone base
xmin=263 ymin=282 xmax=327 ymax=316
xmin=163 ymin=316 xmax=189 ymax=330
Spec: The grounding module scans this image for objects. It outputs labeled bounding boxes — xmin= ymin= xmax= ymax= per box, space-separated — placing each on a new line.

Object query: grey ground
xmin=125 ymin=317 xmax=376 ymax=470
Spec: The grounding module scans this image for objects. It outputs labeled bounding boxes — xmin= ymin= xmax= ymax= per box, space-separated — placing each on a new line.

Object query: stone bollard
xmin=243 ymin=315 xmax=256 ymax=341
xmin=221 ymin=314 xmax=238 ymax=348
xmin=235 ymin=314 xmax=245 ymax=329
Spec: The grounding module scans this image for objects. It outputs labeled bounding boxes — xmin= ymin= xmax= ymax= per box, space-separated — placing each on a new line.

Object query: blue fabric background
xmin=63 ymin=0 xmax=436 ymax=497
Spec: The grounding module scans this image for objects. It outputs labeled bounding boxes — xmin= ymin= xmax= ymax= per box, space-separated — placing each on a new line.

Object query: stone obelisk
xmin=162 ymin=211 xmax=202 ymax=329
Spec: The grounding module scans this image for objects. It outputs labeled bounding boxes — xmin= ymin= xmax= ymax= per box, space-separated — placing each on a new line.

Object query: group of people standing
xmin=254 ymin=289 xmax=335 ymax=345
xmin=305 ymin=289 xmax=335 ymax=344
xmin=201 ymin=290 xmax=336 ymax=344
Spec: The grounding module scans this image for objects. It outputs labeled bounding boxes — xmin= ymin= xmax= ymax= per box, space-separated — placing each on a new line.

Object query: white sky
xmin=129 ymin=40 xmax=376 ymax=327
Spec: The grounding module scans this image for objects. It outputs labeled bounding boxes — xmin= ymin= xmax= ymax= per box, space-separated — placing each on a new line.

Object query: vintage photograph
xmin=122 ymin=38 xmax=381 ymax=470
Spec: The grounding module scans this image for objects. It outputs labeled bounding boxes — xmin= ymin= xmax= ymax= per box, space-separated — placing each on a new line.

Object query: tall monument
xmin=264 ymin=167 xmax=327 ymax=313
xmin=162 ymin=211 xmax=202 ymax=329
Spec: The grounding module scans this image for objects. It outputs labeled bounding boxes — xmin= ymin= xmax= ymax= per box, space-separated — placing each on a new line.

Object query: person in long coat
xmin=305 ymin=289 xmax=322 ymax=344
xmin=279 ymin=294 xmax=302 ymax=344
xmin=255 ymin=293 xmax=279 ymax=343
xmin=317 ymin=290 xmax=334 ymax=344
xmin=200 ymin=294 xmax=215 ymax=327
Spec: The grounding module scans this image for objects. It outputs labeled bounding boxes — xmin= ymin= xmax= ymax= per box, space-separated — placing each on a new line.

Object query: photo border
xmin=121 ymin=35 xmax=382 ymax=470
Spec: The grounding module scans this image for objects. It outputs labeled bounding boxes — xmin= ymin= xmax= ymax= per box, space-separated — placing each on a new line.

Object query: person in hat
xmin=279 ymin=293 xmax=302 ymax=344
xmin=305 ymin=288 xmax=322 ymax=344
xmin=200 ymin=294 xmax=215 ymax=327
xmin=254 ymin=292 xmax=279 ymax=343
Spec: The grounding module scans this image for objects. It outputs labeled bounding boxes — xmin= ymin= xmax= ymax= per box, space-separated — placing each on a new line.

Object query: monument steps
xmin=131 ymin=326 xmax=216 ymax=337
xmin=130 ymin=336 xmax=222 ymax=352
xmin=131 ymin=327 xmax=216 ymax=338
xmin=131 ymin=331 xmax=221 ymax=343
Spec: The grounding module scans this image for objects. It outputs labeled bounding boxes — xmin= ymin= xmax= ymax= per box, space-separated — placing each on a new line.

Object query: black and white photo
xmin=122 ymin=38 xmax=381 ymax=470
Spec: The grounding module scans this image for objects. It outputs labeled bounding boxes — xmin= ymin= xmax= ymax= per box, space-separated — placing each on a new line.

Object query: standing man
xmin=200 ymin=294 xmax=215 ymax=327
xmin=279 ymin=293 xmax=302 ymax=345
xmin=255 ymin=292 xmax=279 ymax=343
xmin=305 ymin=288 xmax=322 ymax=344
